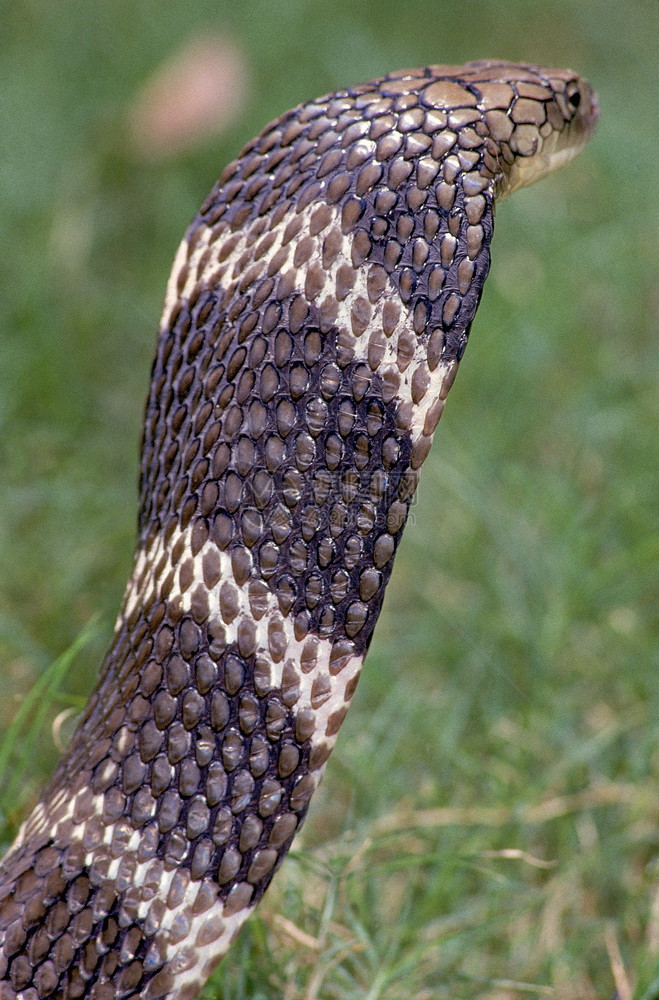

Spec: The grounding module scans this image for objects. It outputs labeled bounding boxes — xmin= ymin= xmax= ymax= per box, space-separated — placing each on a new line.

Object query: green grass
xmin=1 ymin=0 xmax=658 ymax=997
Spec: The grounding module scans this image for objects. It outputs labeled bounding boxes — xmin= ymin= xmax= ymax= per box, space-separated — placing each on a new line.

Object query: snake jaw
xmin=0 ymin=61 xmax=596 ymax=1000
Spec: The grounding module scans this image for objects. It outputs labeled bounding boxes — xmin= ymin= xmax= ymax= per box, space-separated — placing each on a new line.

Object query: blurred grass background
xmin=1 ymin=0 xmax=657 ymax=997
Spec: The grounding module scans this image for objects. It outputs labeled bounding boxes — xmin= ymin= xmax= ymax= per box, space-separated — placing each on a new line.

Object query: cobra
xmin=0 ymin=61 xmax=598 ymax=999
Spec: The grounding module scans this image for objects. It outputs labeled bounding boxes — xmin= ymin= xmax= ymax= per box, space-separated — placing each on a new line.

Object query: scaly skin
xmin=0 ymin=61 xmax=597 ymax=1000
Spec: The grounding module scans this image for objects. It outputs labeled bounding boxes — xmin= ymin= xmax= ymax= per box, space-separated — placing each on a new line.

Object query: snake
xmin=0 ymin=60 xmax=597 ymax=999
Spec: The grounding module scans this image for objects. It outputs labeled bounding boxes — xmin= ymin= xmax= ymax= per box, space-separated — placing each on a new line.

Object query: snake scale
xmin=0 ymin=61 xmax=597 ymax=999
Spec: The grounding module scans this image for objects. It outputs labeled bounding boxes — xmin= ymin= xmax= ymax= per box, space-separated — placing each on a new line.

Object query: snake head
xmin=453 ymin=60 xmax=600 ymax=198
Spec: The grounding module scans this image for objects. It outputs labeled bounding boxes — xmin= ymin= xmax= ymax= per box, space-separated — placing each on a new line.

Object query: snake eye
xmin=567 ymin=86 xmax=581 ymax=111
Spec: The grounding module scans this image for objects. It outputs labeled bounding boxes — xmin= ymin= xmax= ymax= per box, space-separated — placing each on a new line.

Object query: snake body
xmin=0 ymin=61 xmax=597 ymax=999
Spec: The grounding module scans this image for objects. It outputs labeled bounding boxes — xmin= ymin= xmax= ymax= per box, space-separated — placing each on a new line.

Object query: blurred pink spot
xmin=129 ymin=34 xmax=249 ymax=158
